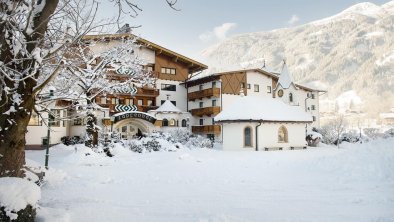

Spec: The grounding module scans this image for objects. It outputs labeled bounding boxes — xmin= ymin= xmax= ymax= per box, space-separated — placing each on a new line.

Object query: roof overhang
xmin=83 ymin=34 xmax=208 ymax=73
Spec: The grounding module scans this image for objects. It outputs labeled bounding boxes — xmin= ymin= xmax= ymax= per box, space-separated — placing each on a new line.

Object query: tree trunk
xmin=85 ymin=112 xmax=98 ymax=148
xmin=0 ymin=96 xmax=34 ymax=177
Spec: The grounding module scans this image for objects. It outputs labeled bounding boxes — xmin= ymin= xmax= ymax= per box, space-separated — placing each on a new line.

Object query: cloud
xmin=199 ymin=23 xmax=237 ymax=42
xmin=288 ymin=14 xmax=300 ymax=25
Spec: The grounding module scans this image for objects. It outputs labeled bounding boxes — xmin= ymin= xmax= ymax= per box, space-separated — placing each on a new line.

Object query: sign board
xmin=114 ymin=112 xmax=156 ymax=124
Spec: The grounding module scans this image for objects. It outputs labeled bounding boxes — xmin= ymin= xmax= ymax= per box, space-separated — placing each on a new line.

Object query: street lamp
xmin=45 ymin=113 xmax=52 ymax=169
xmin=110 ymin=116 xmax=115 ymax=132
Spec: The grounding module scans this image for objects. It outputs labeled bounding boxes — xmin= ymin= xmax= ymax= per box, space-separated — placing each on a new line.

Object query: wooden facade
xmin=220 ymin=72 xmax=247 ymax=95
xmin=191 ymin=106 xmax=221 ymax=117
xmin=155 ymin=53 xmax=190 ymax=81
xmin=192 ymin=125 xmax=221 ymax=134
xmin=188 ymin=88 xmax=220 ymax=101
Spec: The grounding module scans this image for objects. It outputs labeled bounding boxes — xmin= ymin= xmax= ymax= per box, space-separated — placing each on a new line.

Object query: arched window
xmin=289 ymin=93 xmax=293 ymax=103
xmin=278 ymin=126 xmax=288 ymax=143
xmin=181 ymin=119 xmax=187 ymax=127
xmin=162 ymin=119 xmax=168 ymax=127
xmin=169 ymin=119 xmax=176 ymax=126
xmin=244 ymin=127 xmax=252 ymax=147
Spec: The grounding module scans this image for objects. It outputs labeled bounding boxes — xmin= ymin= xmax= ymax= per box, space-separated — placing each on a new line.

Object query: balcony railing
xmin=188 ymin=88 xmax=220 ymax=101
xmin=192 ymin=125 xmax=221 ymax=134
xmin=191 ymin=106 xmax=221 ymax=117
xmin=97 ymin=104 xmax=158 ymax=113
xmin=137 ymin=88 xmax=159 ymax=97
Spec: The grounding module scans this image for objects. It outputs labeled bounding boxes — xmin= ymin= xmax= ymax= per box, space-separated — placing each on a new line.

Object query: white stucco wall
xmin=90 ymin=41 xmax=155 ymax=65
xmin=221 ymin=122 xmax=308 ymax=151
xmin=156 ymin=79 xmax=187 ymax=112
xmin=245 ymin=70 xmax=273 ymax=98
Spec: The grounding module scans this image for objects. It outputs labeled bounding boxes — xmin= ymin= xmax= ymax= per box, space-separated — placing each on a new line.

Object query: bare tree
xmin=57 ymin=37 xmax=154 ymax=148
xmin=0 ymin=1 xmax=177 ymax=219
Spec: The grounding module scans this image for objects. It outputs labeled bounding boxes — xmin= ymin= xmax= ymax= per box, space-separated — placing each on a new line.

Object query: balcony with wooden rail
xmin=192 ymin=125 xmax=221 ymax=134
xmin=137 ymin=87 xmax=159 ymax=97
xmin=97 ymin=104 xmax=158 ymax=113
xmin=191 ymin=106 xmax=221 ymax=117
xmin=188 ymin=87 xmax=220 ymax=101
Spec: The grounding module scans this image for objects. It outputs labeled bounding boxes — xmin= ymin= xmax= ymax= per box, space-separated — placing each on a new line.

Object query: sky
xmin=98 ymin=0 xmax=392 ymax=61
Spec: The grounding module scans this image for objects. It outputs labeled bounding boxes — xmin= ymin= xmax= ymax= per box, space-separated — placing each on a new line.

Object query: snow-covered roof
xmin=154 ymin=100 xmax=182 ymax=113
xmin=215 ymin=96 xmax=312 ymax=123
xmin=276 ymin=63 xmax=294 ymax=89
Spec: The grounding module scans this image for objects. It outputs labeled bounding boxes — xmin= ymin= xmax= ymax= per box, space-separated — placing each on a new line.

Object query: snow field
xmin=25 ymin=139 xmax=394 ymax=222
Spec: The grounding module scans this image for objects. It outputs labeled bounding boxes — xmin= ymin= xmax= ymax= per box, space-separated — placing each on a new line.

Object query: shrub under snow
xmin=0 ymin=177 xmax=41 ymax=221
xmin=124 ymin=129 xmax=213 ymax=153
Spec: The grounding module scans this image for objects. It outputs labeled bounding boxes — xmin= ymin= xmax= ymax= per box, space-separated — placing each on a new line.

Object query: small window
xmin=162 ymin=119 xmax=169 ymax=127
xmin=138 ymin=99 xmax=143 ymax=106
xmin=73 ymin=118 xmax=82 ymax=126
xmin=199 ymin=119 xmax=204 ymax=126
xmin=100 ymin=97 xmax=106 ymax=104
xmin=312 ymin=116 xmax=316 ymax=121
xmin=49 ymin=110 xmax=61 ymax=127
xmin=311 ymin=93 xmax=315 ymax=99
xmin=28 ymin=111 xmax=41 ymax=126
xmin=254 ymin=84 xmax=259 ymax=92
xmin=169 ymin=119 xmax=176 ymax=126
xmin=241 ymin=83 xmax=245 ymax=88
xmin=212 ymin=100 xmax=217 ymax=107
xmin=278 ymin=126 xmax=288 ymax=143
xmin=267 ymin=86 xmax=272 ymax=93
xmin=244 ymin=127 xmax=252 ymax=147
xmin=181 ymin=119 xmax=187 ymax=127
xmin=125 ymin=98 xmax=133 ymax=105
xmin=289 ymin=93 xmax=293 ymax=103
xmin=147 ymin=66 xmax=154 ymax=72
xmin=160 ymin=67 xmax=176 ymax=75
xmin=212 ymin=118 xmax=215 ymax=124
xmin=199 ymin=102 xmax=203 ymax=108
xmin=122 ymin=126 xmax=127 ymax=132
xmin=278 ymin=89 xmax=284 ymax=97
xmin=147 ymin=100 xmax=153 ymax=106
xmin=161 ymin=84 xmax=176 ymax=91
xmin=247 ymin=84 xmax=251 ymax=89
xmin=212 ymin=82 xmax=216 ymax=88
xmin=311 ymin=105 xmax=316 ymax=110
xmin=199 ymin=85 xmax=203 ymax=90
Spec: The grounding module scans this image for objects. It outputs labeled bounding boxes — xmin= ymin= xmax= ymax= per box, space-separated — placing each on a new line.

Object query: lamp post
xmin=45 ymin=114 xmax=51 ymax=169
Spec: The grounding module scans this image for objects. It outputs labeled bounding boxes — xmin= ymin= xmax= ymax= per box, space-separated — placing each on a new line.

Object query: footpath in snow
xmin=25 ymin=139 xmax=394 ymax=222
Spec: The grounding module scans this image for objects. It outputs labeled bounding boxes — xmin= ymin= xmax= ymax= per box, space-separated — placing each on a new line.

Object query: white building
xmin=215 ymin=96 xmax=312 ymax=151
xmin=184 ymin=63 xmax=326 ymax=142
xmin=25 ymin=33 xmax=324 ymax=151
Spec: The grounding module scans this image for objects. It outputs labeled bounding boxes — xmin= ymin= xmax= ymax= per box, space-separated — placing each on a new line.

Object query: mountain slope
xmin=200 ymin=1 xmax=394 ymax=115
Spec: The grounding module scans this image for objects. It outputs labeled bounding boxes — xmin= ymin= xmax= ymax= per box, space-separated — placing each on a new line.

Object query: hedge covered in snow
xmin=0 ymin=177 xmax=41 ymax=221
xmin=124 ymin=129 xmax=213 ymax=153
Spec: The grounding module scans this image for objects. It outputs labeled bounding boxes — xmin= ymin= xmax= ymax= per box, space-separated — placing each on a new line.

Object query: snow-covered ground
xmin=26 ymin=139 xmax=394 ymax=222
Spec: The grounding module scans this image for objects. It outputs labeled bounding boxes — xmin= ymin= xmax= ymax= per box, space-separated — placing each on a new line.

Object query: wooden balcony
xmin=137 ymin=87 xmax=159 ymax=97
xmin=191 ymin=106 xmax=221 ymax=117
xmin=188 ymin=88 xmax=220 ymax=101
xmin=192 ymin=125 xmax=221 ymax=134
xmin=97 ymin=104 xmax=158 ymax=113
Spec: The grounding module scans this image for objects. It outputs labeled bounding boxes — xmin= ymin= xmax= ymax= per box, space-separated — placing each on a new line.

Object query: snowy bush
xmin=306 ymin=130 xmax=322 ymax=147
xmin=123 ymin=130 xmax=212 ymax=153
xmin=341 ymin=130 xmax=361 ymax=143
xmin=318 ymin=125 xmax=337 ymax=144
xmin=142 ymin=138 xmax=161 ymax=152
xmin=363 ymin=128 xmax=381 ymax=139
xmin=0 ymin=178 xmax=40 ymax=222
xmin=384 ymin=128 xmax=394 ymax=138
